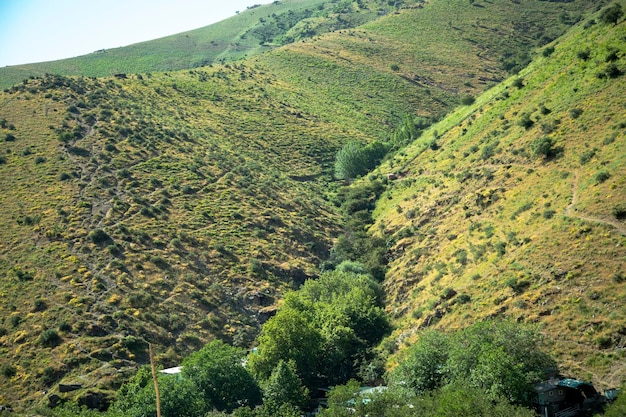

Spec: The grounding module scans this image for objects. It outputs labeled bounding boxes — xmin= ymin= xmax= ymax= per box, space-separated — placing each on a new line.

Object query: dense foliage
xmin=320 ymin=380 xmax=536 ymax=417
xmin=388 ymin=320 xmax=556 ymax=404
xmin=248 ymin=267 xmax=390 ymax=390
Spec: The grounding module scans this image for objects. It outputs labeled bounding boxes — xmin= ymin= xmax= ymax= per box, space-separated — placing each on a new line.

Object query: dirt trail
xmin=564 ymin=171 xmax=626 ymax=236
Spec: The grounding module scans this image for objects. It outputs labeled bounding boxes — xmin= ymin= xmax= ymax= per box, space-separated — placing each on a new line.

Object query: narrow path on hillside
xmin=564 ymin=171 xmax=626 ymax=236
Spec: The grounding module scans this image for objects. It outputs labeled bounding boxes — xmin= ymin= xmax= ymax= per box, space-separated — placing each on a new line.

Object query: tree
xmin=320 ymin=382 xmax=535 ymax=417
xmin=335 ymin=141 xmax=368 ymax=180
xmin=111 ymin=366 xmax=204 ymax=417
xmin=387 ymin=321 xmax=555 ymax=405
xmin=387 ymin=330 xmax=450 ymax=394
xmin=247 ymin=308 xmax=323 ymax=390
xmin=334 ymin=141 xmax=390 ymax=180
xmin=182 ymin=340 xmax=262 ymax=412
xmin=445 ymin=320 xmax=556 ymax=404
xmin=262 ymin=360 xmax=309 ymax=412
xmin=283 ymin=270 xmax=390 ymax=385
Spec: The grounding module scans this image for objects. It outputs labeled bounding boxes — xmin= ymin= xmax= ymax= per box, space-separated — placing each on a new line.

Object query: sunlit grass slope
xmin=371 ymin=2 xmax=626 ymax=390
xmin=0 ymin=0 xmax=411 ymax=90
xmin=0 ymin=0 xmax=606 ymax=411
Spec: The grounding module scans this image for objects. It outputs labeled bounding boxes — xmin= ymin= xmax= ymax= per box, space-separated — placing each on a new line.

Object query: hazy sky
xmin=0 ymin=0 xmax=269 ymax=67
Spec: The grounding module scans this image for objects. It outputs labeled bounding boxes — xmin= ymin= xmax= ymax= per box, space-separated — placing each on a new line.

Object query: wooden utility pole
xmin=149 ymin=343 xmax=162 ymax=417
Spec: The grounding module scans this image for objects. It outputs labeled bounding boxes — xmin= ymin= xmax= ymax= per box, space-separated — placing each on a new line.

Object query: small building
xmin=532 ymin=377 xmax=605 ymax=417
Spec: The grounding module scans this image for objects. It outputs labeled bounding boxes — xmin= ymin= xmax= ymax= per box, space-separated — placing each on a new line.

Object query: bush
xmin=4 ymin=133 xmax=16 ymax=142
xmin=512 ymin=77 xmax=524 ymax=89
xmin=542 ymin=46 xmax=555 ymax=57
xmin=518 ymin=113 xmax=534 ymax=129
xmin=612 ymin=204 xmax=626 ymax=220
xmin=595 ymin=171 xmax=611 ymax=183
xmin=530 ymin=137 xmax=560 ymax=159
xmin=577 ymin=48 xmax=591 ymax=61
xmin=39 ymin=329 xmax=61 ymax=347
xmin=334 ymin=141 xmax=390 ymax=180
xmin=1 ymin=364 xmax=16 ymax=378
xmin=569 ymin=107 xmax=583 ymax=119
xmin=88 ymin=228 xmax=111 ymax=244
xmin=597 ymin=63 xmax=623 ymax=79
xmin=460 ymin=95 xmax=475 ymax=105
xmin=599 ymin=3 xmax=624 ymax=25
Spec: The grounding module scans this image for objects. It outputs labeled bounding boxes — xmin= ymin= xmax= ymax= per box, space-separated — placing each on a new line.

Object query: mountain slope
xmin=0 ymin=0 xmax=415 ymax=90
xmin=369 ymin=3 xmax=626 ymax=390
xmin=0 ymin=0 xmax=610 ymax=411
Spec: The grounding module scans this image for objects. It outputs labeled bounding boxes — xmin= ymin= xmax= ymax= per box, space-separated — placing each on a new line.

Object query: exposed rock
xmin=77 ymin=391 xmax=112 ymax=411
xmin=59 ymin=383 xmax=82 ymax=393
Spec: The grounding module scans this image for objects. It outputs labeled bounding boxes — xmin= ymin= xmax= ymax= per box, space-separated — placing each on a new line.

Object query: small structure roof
xmin=159 ymin=366 xmax=183 ymax=375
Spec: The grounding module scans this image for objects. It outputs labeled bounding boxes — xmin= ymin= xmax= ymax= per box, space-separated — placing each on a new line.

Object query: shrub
xmin=88 ymin=228 xmax=111 ymax=244
xmin=595 ymin=171 xmax=611 ymax=183
xmin=4 ymin=133 xmax=16 ymax=142
xmin=579 ymin=149 xmax=596 ymax=165
xmin=390 ymin=64 xmax=400 ymax=71
xmin=456 ymin=293 xmax=471 ymax=305
xmin=34 ymin=156 xmax=46 ymax=164
xmin=599 ymin=3 xmax=624 ymax=25
xmin=481 ymin=144 xmax=496 ymax=160
xmin=542 ymin=46 xmax=555 ymax=57
xmin=1 ymin=364 xmax=16 ymax=378
xmin=33 ymin=298 xmax=47 ymax=312
xmin=597 ymin=63 xmax=623 ymax=79
xmin=518 ymin=113 xmax=534 ymax=129
xmin=577 ymin=48 xmax=591 ymax=61
xmin=249 ymin=259 xmax=266 ymax=277
xmin=58 ymin=321 xmax=72 ymax=332
xmin=512 ymin=77 xmax=524 ymax=89
xmin=530 ymin=137 xmax=560 ymax=159
xmin=543 ymin=209 xmax=556 ymax=219
xmin=612 ymin=204 xmax=626 ymax=220
xmin=9 ymin=315 xmax=22 ymax=328
xmin=39 ymin=329 xmax=61 ymax=347
xmin=569 ymin=107 xmax=583 ymax=119
xmin=460 ymin=95 xmax=475 ymax=105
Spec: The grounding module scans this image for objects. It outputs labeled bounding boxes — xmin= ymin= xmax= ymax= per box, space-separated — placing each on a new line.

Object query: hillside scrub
xmin=0 ymin=0 xmax=621 ymax=411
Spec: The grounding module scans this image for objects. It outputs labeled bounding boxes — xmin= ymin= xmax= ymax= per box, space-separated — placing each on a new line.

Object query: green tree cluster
xmin=320 ymin=380 xmax=535 ymax=417
xmin=110 ymin=340 xmax=261 ymax=417
xmin=334 ymin=115 xmax=431 ymax=180
xmin=388 ymin=320 xmax=556 ymax=404
xmin=326 ymin=181 xmax=388 ymax=280
xmin=334 ymin=140 xmax=389 ymax=180
xmin=248 ymin=268 xmax=390 ymax=391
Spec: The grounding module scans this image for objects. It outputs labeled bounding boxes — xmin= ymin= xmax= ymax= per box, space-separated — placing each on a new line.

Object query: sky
xmin=0 ymin=0 xmax=269 ymax=67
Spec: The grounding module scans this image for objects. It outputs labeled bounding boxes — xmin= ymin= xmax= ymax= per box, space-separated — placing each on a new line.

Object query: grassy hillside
xmin=0 ymin=0 xmax=610 ymax=411
xmin=369 ymin=2 xmax=626 ymax=391
xmin=0 ymin=0 xmax=418 ymax=90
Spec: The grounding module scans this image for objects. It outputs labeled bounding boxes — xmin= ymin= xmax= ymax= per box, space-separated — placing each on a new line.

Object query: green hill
xmin=369 ymin=2 xmax=626 ymax=391
xmin=0 ymin=0 xmax=413 ymax=90
xmin=0 ymin=0 xmax=619 ymax=412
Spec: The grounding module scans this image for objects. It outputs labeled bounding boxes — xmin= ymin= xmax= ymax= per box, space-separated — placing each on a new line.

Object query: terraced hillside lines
xmin=0 ymin=0 xmax=614 ymax=411
xmin=374 ymin=5 xmax=626 ymax=389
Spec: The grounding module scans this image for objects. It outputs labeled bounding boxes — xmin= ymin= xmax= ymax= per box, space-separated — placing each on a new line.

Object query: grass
xmin=0 ymin=0 xmax=415 ymax=90
xmin=373 ymin=0 xmax=626 ymax=390
xmin=0 ymin=0 xmax=619 ymax=411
